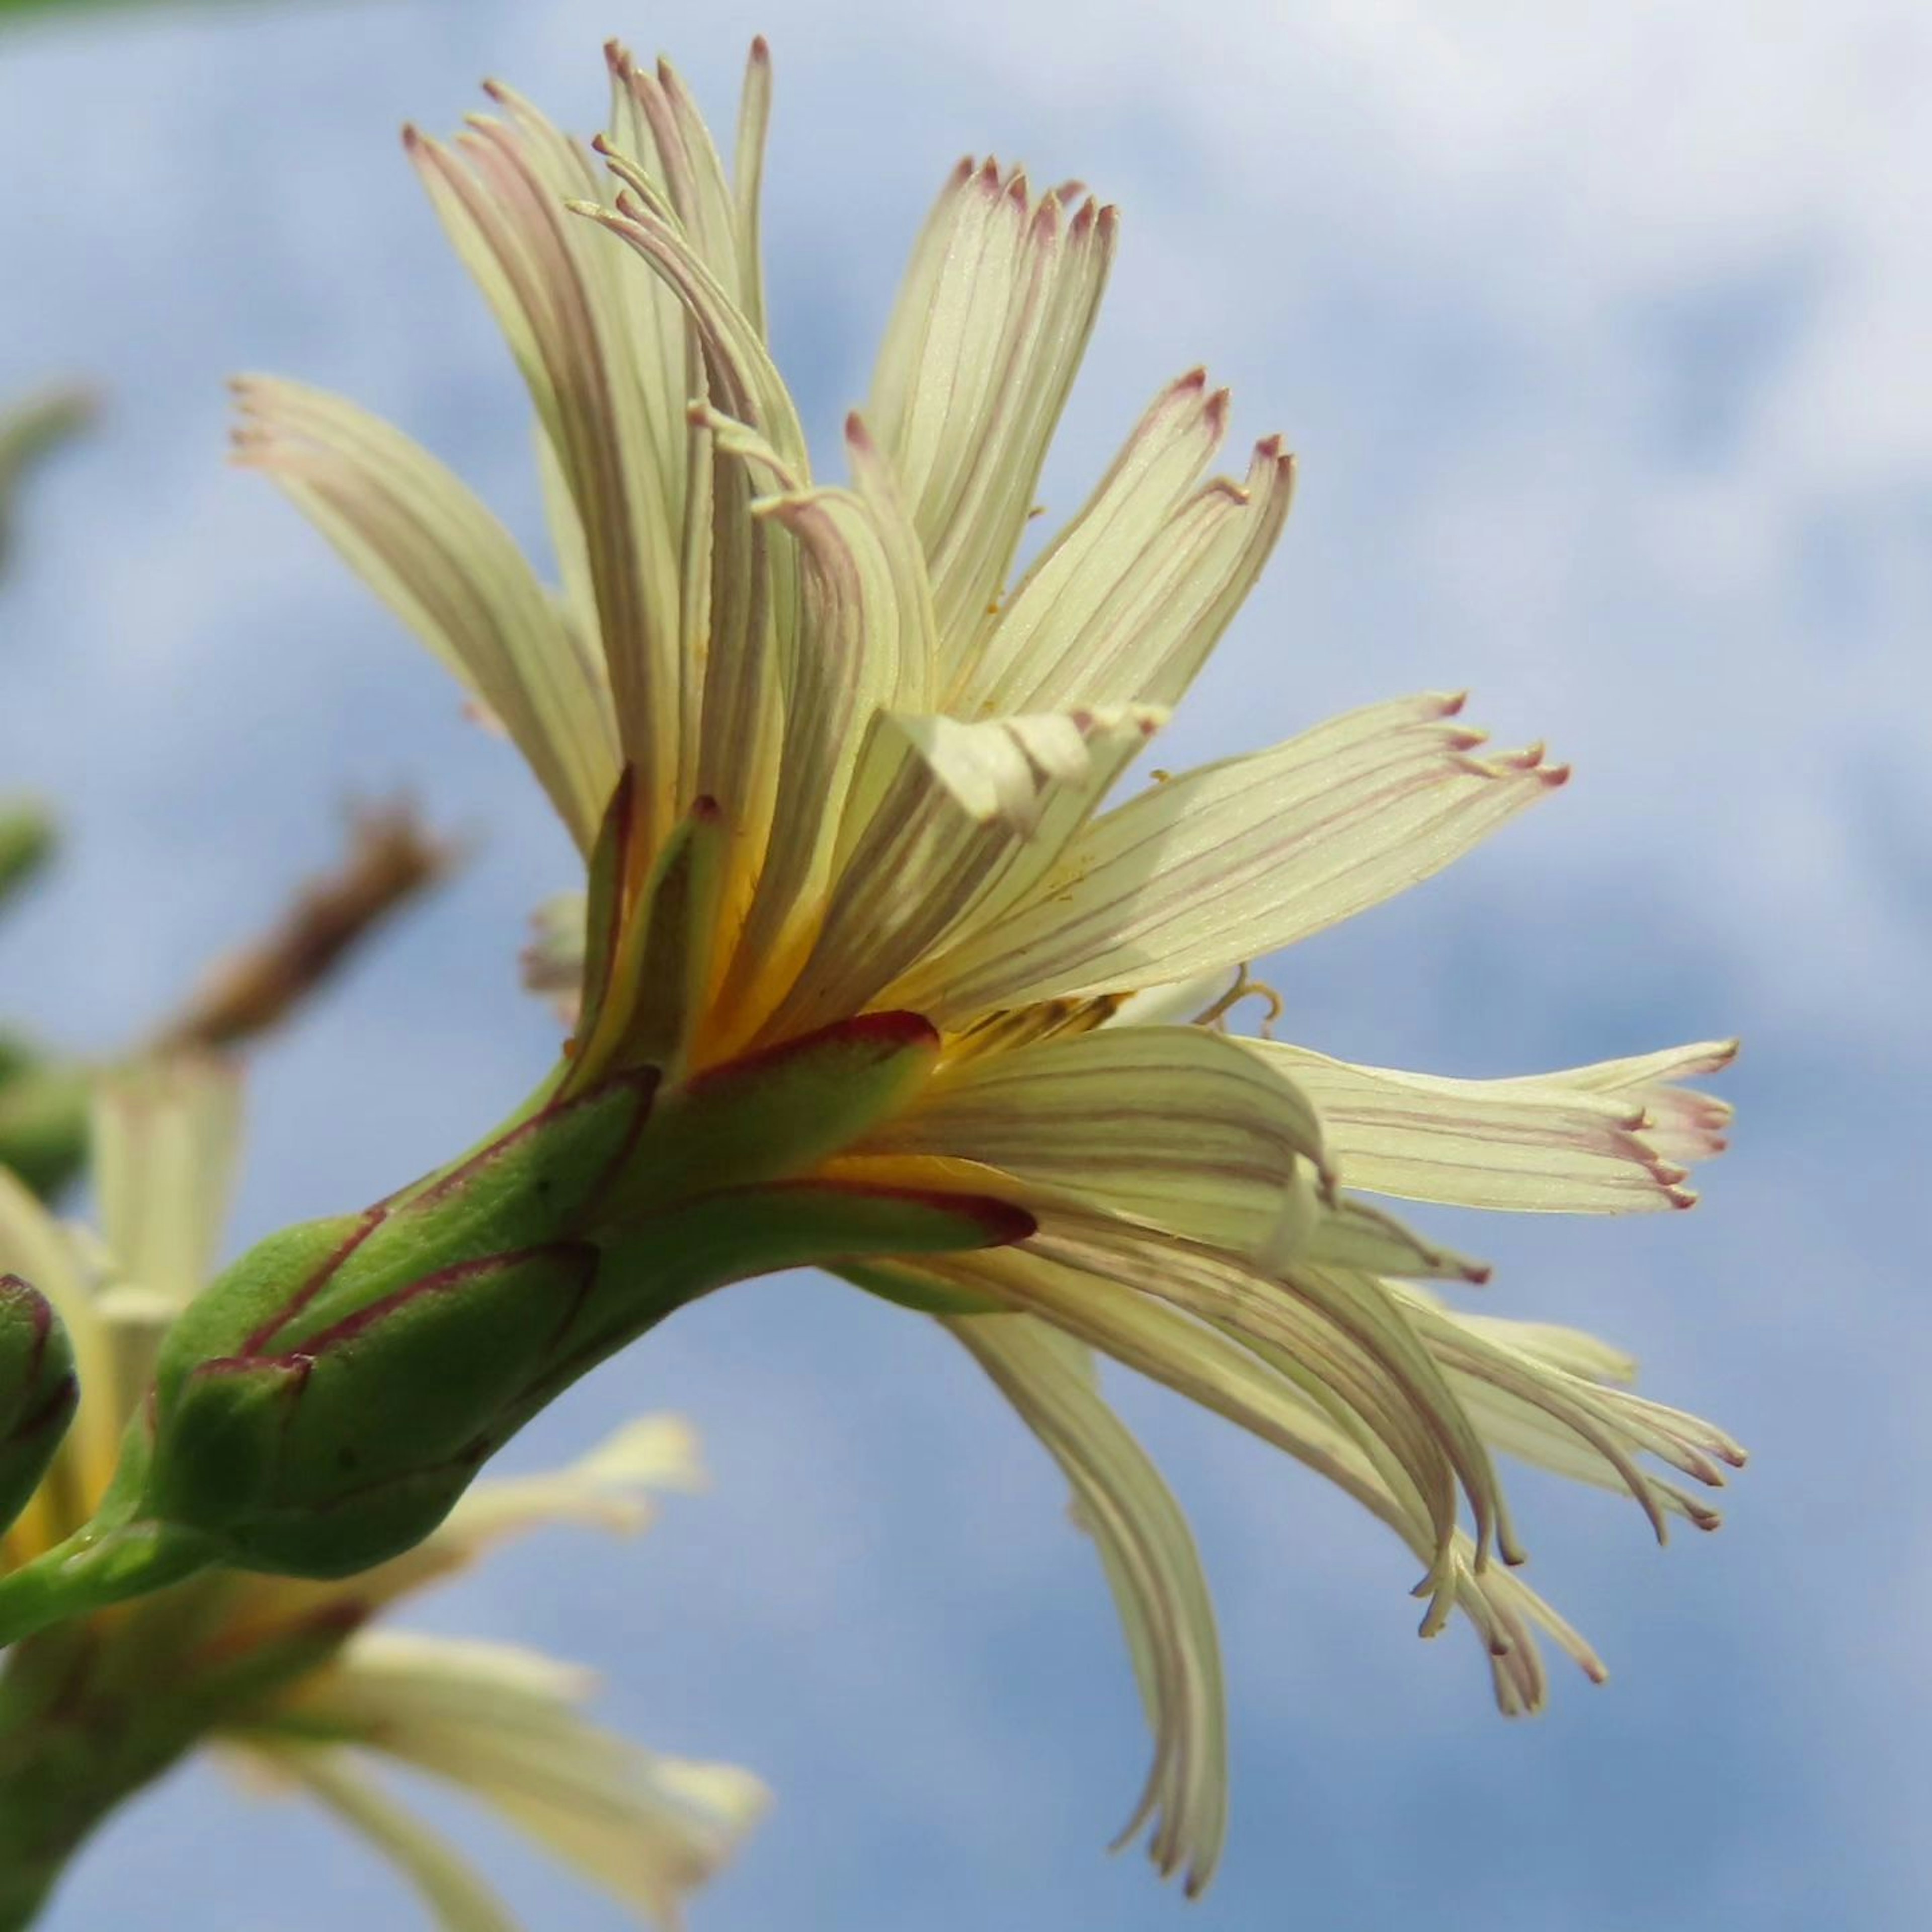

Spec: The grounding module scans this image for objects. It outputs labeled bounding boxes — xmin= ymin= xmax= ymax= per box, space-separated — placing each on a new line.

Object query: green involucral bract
xmin=0 ymin=1012 xmax=1030 ymax=1640
xmin=0 ymin=1275 xmax=76 ymax=1539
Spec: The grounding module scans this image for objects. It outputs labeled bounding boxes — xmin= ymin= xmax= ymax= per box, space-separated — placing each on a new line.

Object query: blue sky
xmin=2 ymin=1 xmax=1927 ymax=1926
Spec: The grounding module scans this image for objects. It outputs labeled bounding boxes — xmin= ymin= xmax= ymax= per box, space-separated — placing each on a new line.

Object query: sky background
xmin=1 ymin=0 xmax=1925 ymax=1926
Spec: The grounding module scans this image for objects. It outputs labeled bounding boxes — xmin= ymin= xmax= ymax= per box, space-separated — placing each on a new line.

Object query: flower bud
xmin=0 ymin=1274 xmax=76 ymax=1536
xmin=0 ymin=1014 xmax=1030 ymax=1635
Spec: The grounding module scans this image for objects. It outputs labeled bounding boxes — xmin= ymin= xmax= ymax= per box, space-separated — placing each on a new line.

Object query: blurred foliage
xmin=0 ymin=387 xmax=93 ymax=576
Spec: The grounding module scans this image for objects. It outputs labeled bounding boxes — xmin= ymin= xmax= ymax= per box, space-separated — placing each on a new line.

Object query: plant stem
xmin=0 ymin=1579 xmax=355 ymax=1927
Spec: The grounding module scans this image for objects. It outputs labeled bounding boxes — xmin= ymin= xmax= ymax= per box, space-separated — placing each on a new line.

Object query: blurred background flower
xmin=0 ymin=2 xmax=1922 ymax=1927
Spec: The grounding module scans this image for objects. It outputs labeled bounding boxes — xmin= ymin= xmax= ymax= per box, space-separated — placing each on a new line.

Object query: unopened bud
xmin=0 ymin=1274 xmax=76 ymax=1537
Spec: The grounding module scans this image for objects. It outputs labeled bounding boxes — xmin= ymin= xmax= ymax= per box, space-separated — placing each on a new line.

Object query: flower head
xmin=228 ymin=40 xmax=1741 ymax=1893
xmin=0 ymin=1057 xmax=763 ymax=1927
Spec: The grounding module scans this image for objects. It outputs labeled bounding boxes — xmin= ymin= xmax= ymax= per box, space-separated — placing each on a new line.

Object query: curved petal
xmin=273 ymin=1631 xmax=768 ymax=1927
xmin=1394 ymin=1283 xmax=1744 ymax=1539
xmin=1006 ymin=1213 xmax=1514 ymax=1601
xmin=907 ymin=1242 xmax=1605 ymax=1710
xmin=756 ymin=705 xmax=1161 ymax=1042
xmin=409 ymin=97 xmax=695 ymax=835
xmin=947 ymin=1313 xmax=1226 ymax=1893
xmin=961 ymin=412 xmax=1294 ymax=719
xmin=232 ymin=379 xmax=618 ymax=849
xmin=900 ymin=693 xmax=1564 ymax=1023
xmin=869 ymin=159 xmax=1116 ymax=665
xmin=1243 ymin=1037 xmax=1734 ymax=1213
xmin=252 ymin=1745 xmax=519 ymax=1932
xmin=867 ymin=1023 xmax=1330 ymax=1259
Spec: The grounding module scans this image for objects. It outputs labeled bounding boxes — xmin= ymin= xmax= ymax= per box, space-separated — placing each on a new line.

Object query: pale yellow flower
xmin=233 ymin=40 xmax=1740 ymax=1894
xmin=0 ymin=1059 xmax=764 ymax=1928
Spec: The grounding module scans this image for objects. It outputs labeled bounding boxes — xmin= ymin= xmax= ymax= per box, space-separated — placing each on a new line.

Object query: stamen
xmin=1191 ymin=964 xmax=1283 ymax=1037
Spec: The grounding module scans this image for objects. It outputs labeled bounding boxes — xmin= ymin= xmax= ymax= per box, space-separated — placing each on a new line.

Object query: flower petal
xmin=693 ymin=439 xmax=926 ymax=1044
xmin=1243 ymin=1037 xmax=1732 ymax=1213
xmin=757 ymin=705 xmax=1162 ymax=1041
xmin=867 ymin=1023 xmax=1331 ymax=1259
xmin=1281 ymin=1179 xmax=1493 ymax=1285
xmin=253 ymin=1744 xmax=519 ymax=1932
xmin=232 ymin=379 xmax=619 ymax=849
xmin=869 ymin=159 xmax=1116 ymax=665
xmin=960 ymin=400 xmax=1294 ymax=718
xmin=901 ymin=692 xmax=1564 ymax=1023
xmin=1394 ymin=1283 xmax=1744 ymax=1539
xmin=907 ymin=1242 xmax=1602 ymax=1707
xmin=1013 ymin=1214 xmax=1514 ymax=1597
xmin=277 ymin=1630 xmax=768 ymax=1926
xmin=945 ymin=1312 xmax=1226 ymax=1895
xmin=1521 ymin=1038 xmax=1739 ymax=1166
xmin=569 ymin=185 xmax=812 ymax=881
xmin=91 ymin=1055 xmax=242 ymax=1313
xmin=409 ymin=95 xmax=698 ymax=838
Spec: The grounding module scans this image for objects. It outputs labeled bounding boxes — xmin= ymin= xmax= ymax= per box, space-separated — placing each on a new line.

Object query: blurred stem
xmin=0 ymin=806 xmax=55 ymax=912
xmin=152 ymin=799 xmax=457 ymax=1054
xmin=0 ymin=1580 xmax=355 ymax=1928
xmin=0 ymin=386 xmax=94 ymax=575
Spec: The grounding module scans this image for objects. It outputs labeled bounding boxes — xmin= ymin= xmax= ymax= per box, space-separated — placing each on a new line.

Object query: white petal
xmin=568 ymin=189 xmax=811 ymax=867
xmin=289 ymin=1630 xmax=767 ymax=1926
xmin=902 ymin=692 xmax=1564 ymax=1024
xmin=232 ymin=378 xmax=619 ymax=850
xmin=908 ymin=1243 xmax=1602 ymax=1707
xmin=1245 ymin=1037 xmax=1732 ymax=1213
xmin=699 ymin=448 xmax=926 ymax=1042
xmin=91 ymin=1055 xmax=242 ymax=1312
xmin=1394 ymin=1284 xmax=1744 ymax=1540
xmin=253 ymin=1744 xmax=519 ymax=1932
xmin=1016 ymin=1214 xmax=1513 ymax=1593
xmin=867 ymin=1023 xmax=1330 ymax=1260
xmin=410 ymin=99 xmax=694 ymax=836
xmin=1523 ymin=1038 xmax=1739 ymax=1165
xmin=756 ymin=705 xmax=1161 ymax=1042
xmin=869 ymin=160 xmax=1116 ymax=664
xmin=946 ymin=1313 xmax=1226 ymax=1894
xmin=1283 ymin=1180 xmax=1493 ymax=1284
xmin=961 ymin=406 xmax=1293 ymax=718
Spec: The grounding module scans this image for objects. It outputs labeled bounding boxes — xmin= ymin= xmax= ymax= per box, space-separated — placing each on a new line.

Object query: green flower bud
xmin=0 ymin=1274 xmax=77 ymax=1537
xmin=0 ymin=1014 xmax=1031 ymax=1636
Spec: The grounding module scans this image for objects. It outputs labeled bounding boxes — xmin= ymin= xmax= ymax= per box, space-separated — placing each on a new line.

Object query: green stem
xmin=0 ymin=1579 xmax=354 ymax=1927
xmin=0 ymin=1518 xmax=216 ymax=1649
